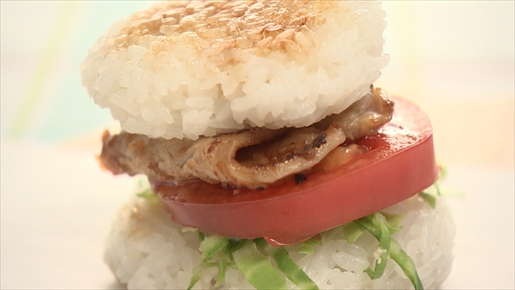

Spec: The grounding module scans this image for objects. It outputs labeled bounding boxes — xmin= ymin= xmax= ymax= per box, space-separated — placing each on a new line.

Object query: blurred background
xmin=1 ymin=1 xmax=514 ymax=289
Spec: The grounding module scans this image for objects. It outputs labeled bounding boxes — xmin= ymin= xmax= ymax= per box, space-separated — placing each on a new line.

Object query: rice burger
xmin=81 ymin=1 xmax=455 ymax=289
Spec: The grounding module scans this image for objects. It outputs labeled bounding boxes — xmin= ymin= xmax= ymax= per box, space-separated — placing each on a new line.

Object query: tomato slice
xmin=157 ymin=97 xmax=438 ymax=246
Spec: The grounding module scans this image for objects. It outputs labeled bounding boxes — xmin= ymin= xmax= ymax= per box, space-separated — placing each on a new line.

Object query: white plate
xmin=1 ymin=140 xmax=513 ymax=289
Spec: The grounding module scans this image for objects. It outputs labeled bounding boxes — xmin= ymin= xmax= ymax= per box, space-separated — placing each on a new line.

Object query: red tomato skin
xmin=158 ymin=97 xmax=438 ymax=245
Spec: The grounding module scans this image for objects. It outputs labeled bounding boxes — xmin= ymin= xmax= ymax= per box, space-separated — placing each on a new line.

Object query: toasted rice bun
xmin=81 ymin=0 xmax=389 ymax=140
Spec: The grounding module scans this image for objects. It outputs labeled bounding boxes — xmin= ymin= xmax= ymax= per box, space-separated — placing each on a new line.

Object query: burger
xmin=81 ymin=1 xmax=455 ymax=289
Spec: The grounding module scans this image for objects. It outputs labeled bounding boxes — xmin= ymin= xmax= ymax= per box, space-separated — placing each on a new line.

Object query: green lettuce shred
xmin=255 ymin=238 xmax=319 ymax=290
xmin=419 ymin=164 xmax=462 ymax=208
xmin=381 ymin=212 xmax=405 ymax=234
xmin=419 ymin=191 xmax=437 ymax=208
xmin=419 ymin=175 xmax=443 ymax=208
xmin=297 ymin=235 xmax=321 ymax=254
xmin=352 ymin=213 xmax=424 ymax=290
xmin=187 ymin=212 xmax=425 ymax=290
xmin=136 ymin=188 xmax=158 ymax=200
xmin=187 ymin=261 xmax=214 ymax=290
xmin=342 ymin=222 xmax=366 ymax=244
xmin=231 ymin=240 xmax=288 ymax=290
xmin=134 ymin=178 xmax=158 ymax=200
xmin=189 ymin=236 xmax=318 ymax=290
xmin=389 ymin=239 xmax=423 ymax=290
xmin=200 ymin=235 xmax=228 ymax=261
xmin=214 ymin=258 xmax=227 ymax=288
xmin=354 ymin=213 xmax=391 ymax=280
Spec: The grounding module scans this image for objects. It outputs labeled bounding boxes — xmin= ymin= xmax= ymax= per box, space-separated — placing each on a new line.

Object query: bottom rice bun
xmin=105 ymin=191 xmax=455 ymax=289
xmin=80 ymin=1 xmax=456 ymax=289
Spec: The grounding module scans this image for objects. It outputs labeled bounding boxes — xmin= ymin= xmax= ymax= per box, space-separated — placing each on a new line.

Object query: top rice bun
xmin=81 ymin=0 xmax=389 ymax=140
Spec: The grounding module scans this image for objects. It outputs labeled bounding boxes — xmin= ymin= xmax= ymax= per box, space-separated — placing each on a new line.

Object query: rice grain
xmin=81 ymin=0 xmax=389 ymax=140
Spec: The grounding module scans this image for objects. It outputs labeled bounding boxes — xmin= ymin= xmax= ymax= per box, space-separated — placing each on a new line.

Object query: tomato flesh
xmin=157 ymin=97 xmax=438 ymax=245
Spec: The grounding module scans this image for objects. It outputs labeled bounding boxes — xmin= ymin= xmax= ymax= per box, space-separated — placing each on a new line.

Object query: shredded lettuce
xmin=381 ymin=212 xmax=405 ymax=234
xmin=200 ymin=235 xmax=228 ymax=260
xmin=419 ymin=164 xmax=462 ymax=208
xmin=187 ymin=210 xmax=426 ymax=290
xmin=419 ymin=176 xmax=443 ymax=208
xmin=187 ymin=261 xmax=214 ymax=290
xmin=354 ymin=213 xmax=391 ymax=280
xmin=231 ymin=240 xmax=288 ymax=290
xmin=255 ymin=238 xmax=319 ymax=290
xmin=188 ymin=235 xmax=233 ymax=290
xmin=214 ymin=258 xmax=227 ymax=288
xmin=134 ymin=178 xmax=158 ymax=200
xmin=297 ymin=235 xmax=321 ymax=254
xmin=353 ymin=213 xmax=423 ymax=290
xmin=136 ymin=188 xmax=158 ymax=200
xmin=189 ymin=236 xmax=318 ymax=290
xmin=388 ymin=239 xmax=423 ymax=290
xmin=419 ymin=191 xmax=437 ymax=208
xmin=342 ymin=222 xmax=366 ymax=243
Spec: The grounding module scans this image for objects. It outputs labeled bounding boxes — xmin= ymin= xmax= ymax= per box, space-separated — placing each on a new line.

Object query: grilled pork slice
xmin=99 ymin=88 xmax=393 ymax=189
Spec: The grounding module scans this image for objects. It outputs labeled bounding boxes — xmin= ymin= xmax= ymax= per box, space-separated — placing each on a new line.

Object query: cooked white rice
xmin=81 ymin=0 xmax=388 ymax=140
xmin=104 ymin=194 xmax=455 ymax=289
